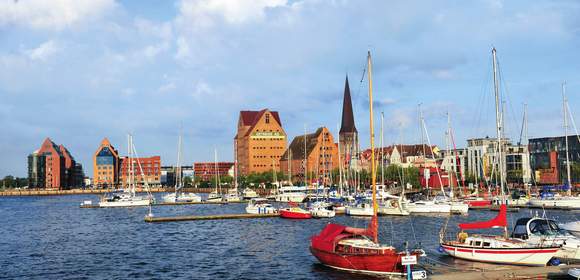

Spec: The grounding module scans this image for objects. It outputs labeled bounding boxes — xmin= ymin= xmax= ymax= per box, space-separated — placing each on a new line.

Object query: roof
xmin=237 ymin=109 xmax=283 ymax=137
xmin=280 ymin=127 xmax=325 ymax=161
xmin=339 ymin=75 xmax=357 ymax=134
xmin=361 ymin=144 xmax=437 ymax=161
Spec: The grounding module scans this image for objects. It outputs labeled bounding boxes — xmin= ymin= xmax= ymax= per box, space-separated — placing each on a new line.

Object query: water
xmin=0 ymin=195 xmax=578 ymax=279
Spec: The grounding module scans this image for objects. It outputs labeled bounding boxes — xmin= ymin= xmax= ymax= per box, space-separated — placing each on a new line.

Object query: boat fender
xmin=550 ymin=258 xmax=561 ymax=266
xmin=437 ymin=246 xmax=445 ymax=253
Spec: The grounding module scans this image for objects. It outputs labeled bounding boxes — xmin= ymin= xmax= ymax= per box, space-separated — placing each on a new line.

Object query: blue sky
xmin=2 ymin=0 xmax=580 ymax=177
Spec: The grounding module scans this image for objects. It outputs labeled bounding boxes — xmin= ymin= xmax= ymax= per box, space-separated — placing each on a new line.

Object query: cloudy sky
xmin=2 ymin=0 xmax=580 ymax=177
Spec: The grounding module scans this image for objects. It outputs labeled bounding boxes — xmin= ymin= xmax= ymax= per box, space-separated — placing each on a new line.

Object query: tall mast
xmin=381 ymin=112 xmax=385 ymax=186
xmin=176 ymin=130 xmax=182 ymax=195
xmin=367 ymin=51 xmax=378 ymax=243
xmin=304 ymin=124 xmax=308 ymax=186
xmin=563 ymin=82 xmax=572 ymax=191
xmin=127 ymin=134 xmax=132 ymax=194
xmin=492 ymin=48 xmax=505 ymax=197
xmin=337 ymin=124 xmax=343 ymax=196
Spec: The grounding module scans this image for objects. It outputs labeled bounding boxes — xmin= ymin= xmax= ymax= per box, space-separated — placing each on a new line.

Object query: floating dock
xmin=144 ymin=213 xmax=280 ymax=222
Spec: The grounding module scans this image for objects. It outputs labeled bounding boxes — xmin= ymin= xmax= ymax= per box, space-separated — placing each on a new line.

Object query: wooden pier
xmin=144 ymin=213 xmax=280 ymax=222
xmin=429 ymin=264 xmax=579 ymax=280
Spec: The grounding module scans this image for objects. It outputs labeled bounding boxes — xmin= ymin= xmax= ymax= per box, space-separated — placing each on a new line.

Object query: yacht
xmin=275 ymin=186 xmax=307 ymax=203
xmin=245 ymin=198 xmax=276 ymax=214
xmin=162 ymin=132 xmax=201 ymax=203
xmin=242 ymin=187 xmax=259 ymax=200
xmin=561 ymin=221 xmax=580 ymax=238
xmin=99 ymin=191 xmax=153 ymax=207
xmin=512 ymin=216 xmax=580 ymax=262
xmin=345 ymin=200 xmax=374 ymax=216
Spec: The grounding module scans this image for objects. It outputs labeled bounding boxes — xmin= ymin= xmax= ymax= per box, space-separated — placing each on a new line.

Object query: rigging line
xmin=496 ymin=58 xmax=520 ymax=141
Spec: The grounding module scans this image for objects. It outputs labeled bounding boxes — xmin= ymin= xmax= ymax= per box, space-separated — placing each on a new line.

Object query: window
xmin=482 ymin=242 xmax=491 ymax=248
xmin=265 ymin=113 xmax=270 ymax=124
xmin=474 ymin=241 xmax=482 ymax=247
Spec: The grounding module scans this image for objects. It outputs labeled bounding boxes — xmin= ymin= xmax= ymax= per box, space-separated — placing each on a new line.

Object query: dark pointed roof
xmin=339 ymin=75 xmax=357 ymax=134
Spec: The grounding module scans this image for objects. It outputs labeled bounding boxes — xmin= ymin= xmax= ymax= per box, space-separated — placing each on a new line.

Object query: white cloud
xmin=0 ymin=0 xmax=115 ymax=31
xmin=24 ymin=40 xmax=59 ymax=61
xmin=176 ymin=0 xmax=287 ymax=29
xmin=175 ymin=36 xmax=191 ymax=59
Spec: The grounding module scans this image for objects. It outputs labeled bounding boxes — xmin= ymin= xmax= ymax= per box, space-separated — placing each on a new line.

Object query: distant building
xmin=440 ymin=148 xmax=467 ymax=182
xmin=279 ymin=127 xmax=339 ymax=185
xmin=194 ymin=162 xmax=234 ymax=182
xmin=27 ymin=138 xmax=83 ymax=189
xmin=161 ymin=165 xmax=194 ymax=187
xmin=466 ymin=137 xmax=531 ymax=184
xmin=529 ymin=135 xmax=580 ymax=185
xmin=338 ymin=76 xmax=360 ymax=172
xmin=120 ymin=156 xmax=161 ymax=187
xmin=92 ymin=138 xmax=121 ymax=188
xmin=235 ymin=109 xmax=287 ymax=175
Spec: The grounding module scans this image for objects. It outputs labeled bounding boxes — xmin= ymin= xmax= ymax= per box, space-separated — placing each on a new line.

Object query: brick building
xmin=279 ymin=127 xmax=339 ymax=185
xmin=120 ymin=156 xmax=161 ymax=187
xmin=93 ymin=138 xmax=120 ymax=188
xmin=235 ymin=109 xmax=287 ymax=175
xmin=194 ymin=162 xmax=234 ymax=181
xmin=28 ymin=138 xmax=84 ymax=189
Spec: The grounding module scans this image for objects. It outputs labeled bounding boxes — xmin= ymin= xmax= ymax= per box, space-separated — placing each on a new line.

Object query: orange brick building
xmin=93 ymin=138 xmax=120 ymax=188
xmin=120 ymin=156 xmax=161 ymax=187
xmin=235 ymin=109 xmax=287 ymax=176
xmin=28 ymin=138 xmax=83 ymax=189
xmin=279 ymin=127 xmax=339 ymax=185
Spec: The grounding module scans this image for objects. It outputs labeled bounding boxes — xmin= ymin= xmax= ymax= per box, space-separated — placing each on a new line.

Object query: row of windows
xmin=252 ymin=138 xmax=285 ymax=141
xmin=253 ymin=146 xmax=284 ymax=150
xmin=253 ymin=155 xmax=281 ymax=159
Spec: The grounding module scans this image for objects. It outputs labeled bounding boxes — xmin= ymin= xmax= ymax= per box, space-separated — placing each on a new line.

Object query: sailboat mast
xmin=176 ymin=132 xmax=182 ymax=195
xmin=563 ymin=82 xmax=572 ymax=190
xmin=337 ymin=124 xmax=343 ymax=196
xmin=304 ymin=124 xmax=308 ymax=186
xmin=381 ymin=112 xmax=385 ymax=186
xmin=492 ymin=48 xmax=505 ymax=197
xmin=367 ymin=51 xmax=378 ymax=243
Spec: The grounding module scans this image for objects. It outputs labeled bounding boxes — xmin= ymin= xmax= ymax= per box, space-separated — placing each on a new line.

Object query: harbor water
xmin=0 ymin=194 xmax=578 ymax=279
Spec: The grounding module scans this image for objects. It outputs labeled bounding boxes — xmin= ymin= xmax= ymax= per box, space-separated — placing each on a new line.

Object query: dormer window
xmin=265 ymin=113 xmax=270 ymax=124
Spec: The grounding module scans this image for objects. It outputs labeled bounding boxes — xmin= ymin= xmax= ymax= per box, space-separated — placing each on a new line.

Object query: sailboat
xmin=99 ymin=134 xmax=155 ymax=207
xmin=528 ymin=83 xmax=580 ymax=209
xmin=207 ymin=148 xmax=224 ymax=202
xmin=163 ymin=131 xmax=201 ymax=203
xmin=310 ymin=51 xmax=425 ymax=275
xmin=439 ymin=48 xmax=560 ymax=266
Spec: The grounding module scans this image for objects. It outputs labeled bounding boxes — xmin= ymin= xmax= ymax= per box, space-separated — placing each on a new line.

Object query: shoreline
xmin=0 ymin=187 xmax=275 ymax=197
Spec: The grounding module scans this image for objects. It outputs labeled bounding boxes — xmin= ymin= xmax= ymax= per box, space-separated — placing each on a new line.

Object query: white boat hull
xmin=441 ymin=244 xmax=558 ymax=266
xmin=99 ymin=197 xmax=152 ymax=207
xmin=310 ymin=208 xmax=336 ymax=218
xmin=529 ymin=197 xmax=580 ymax=209
xmin=245 ymin=206 xmax=277 ymax=214
xmin=345 ymin=206 xmax=373 ymax=216
xmin=449 ymin=202 xmax=469 ymax=214
xmin=275 ymin=193 xmax=306 ymax=203
xmin=162 ymin=193 xmax=202 ymax=203
xmin=406 ymin=201 xmax=451 ymax=214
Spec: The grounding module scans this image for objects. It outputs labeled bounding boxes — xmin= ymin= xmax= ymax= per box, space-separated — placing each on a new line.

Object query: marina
xmin=1 ymin=194 xmax=579 ymax=279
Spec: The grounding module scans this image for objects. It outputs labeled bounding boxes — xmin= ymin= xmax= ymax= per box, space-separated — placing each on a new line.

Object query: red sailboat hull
xmin=465 ymin=199 xmax=492 ymax=207
xmin=310 ymin=246 xmax=407 ymax=275
xmin=280 ymin=208 xmax=312 ymax=219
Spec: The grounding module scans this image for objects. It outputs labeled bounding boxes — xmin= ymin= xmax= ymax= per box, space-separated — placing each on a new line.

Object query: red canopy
xmin=311 ymin=216 xmax=379 ymax=252
xmin=459 ymin=204 xmax=507 ymax=230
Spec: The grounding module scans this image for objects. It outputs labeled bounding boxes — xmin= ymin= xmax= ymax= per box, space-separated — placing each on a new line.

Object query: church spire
xmin=339 ymin=75 xmax=357 ymax=134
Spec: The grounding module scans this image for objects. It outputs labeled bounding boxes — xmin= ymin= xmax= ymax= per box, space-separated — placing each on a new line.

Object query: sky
xmin=2 ymin=0 xmax=580 ymax=178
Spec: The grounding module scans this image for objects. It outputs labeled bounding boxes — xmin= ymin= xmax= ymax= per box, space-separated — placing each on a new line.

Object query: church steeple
xmin=339 ymin=75 xmax=357 ymax=134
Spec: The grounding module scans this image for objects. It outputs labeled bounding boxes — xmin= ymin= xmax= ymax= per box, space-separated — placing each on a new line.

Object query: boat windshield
xmin=529 ymin=219 xmax=567 ymax=236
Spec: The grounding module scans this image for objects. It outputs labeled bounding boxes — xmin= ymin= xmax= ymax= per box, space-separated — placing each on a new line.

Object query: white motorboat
xmin=449 ymin=201 xmax=469 ymax=214
xmin=345 ymin=202 xmax=374 ymax=216
xmin=245 ymin=198 xmax=277 ymax=214
xmin=163 ymin=192 xmax=201 ymax=203
xmin=440 ymin=205 xmax=560 ymax=266
xmin=405 ymin=199 xmax=451 ymax=214
xmin=310 ymin=207 xmax=336 ymax=218
xmin=560 ymin=221 xmax=580 ymax=238
xmin=242 ymin=187 xmax=259 ymax=200
xmin=378 ymin=196 xmax=409 ymax=216
xmin=99 ymin=192 xmax=153 ymax=207
xmin=275 ymin=186 xmax=307 ymax=203
xmin=512 ymin=216 xmax=580 ymax=261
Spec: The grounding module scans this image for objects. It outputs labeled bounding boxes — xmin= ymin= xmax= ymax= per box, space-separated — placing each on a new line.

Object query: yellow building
xmin=235 ymin=109 xmax=287 ymax=175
